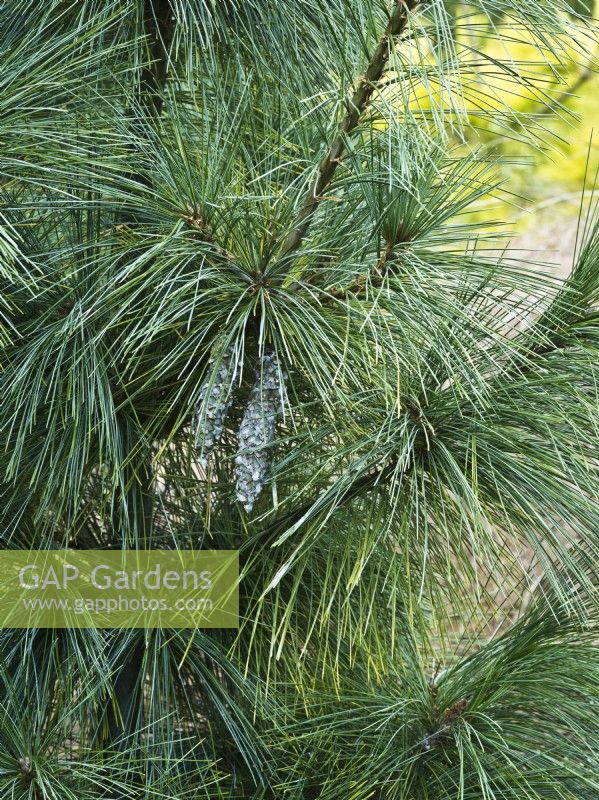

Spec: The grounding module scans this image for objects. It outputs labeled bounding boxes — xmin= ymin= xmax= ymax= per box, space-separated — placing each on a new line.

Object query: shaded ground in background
xmin=511 ymin=204 xmax=581 ymax=277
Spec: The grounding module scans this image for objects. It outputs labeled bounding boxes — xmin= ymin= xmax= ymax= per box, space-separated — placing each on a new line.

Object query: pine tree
xmin=0 ymin=1 xmax=598 ymax=798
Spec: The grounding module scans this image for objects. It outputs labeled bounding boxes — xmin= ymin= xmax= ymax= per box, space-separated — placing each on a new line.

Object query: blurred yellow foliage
xmin=402 ymin=6 xmax=598 ymax=234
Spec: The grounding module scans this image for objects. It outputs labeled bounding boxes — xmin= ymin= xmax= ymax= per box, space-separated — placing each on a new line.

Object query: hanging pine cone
xmin=235 ymin=349 xmax=286 ymax=513
xmin=193 ymin=343 xmax=239 ymax=467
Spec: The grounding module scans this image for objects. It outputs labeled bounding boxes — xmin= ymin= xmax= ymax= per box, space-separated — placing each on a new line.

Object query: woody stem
xmin=279 ymin=1 xmax=418 ymax=259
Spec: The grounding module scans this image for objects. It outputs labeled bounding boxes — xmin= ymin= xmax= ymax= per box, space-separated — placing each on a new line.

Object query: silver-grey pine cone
xmin=193 ymin=344 xmax=238 ymax=467
xmin=235 ymin=349 xmax=286 ymax=513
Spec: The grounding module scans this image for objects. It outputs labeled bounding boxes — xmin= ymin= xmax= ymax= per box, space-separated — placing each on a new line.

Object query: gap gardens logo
xmin=0 ymin=550 xmax=239 ymax=629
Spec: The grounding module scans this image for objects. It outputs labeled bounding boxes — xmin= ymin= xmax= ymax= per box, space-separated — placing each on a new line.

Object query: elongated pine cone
xmin=235 ymin=349 xmax=286 ymax=512
xmin=194 ymin=344 xmax=239 ymax=467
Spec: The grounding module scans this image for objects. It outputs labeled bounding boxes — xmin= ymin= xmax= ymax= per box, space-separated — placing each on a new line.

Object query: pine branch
xmin=537 ymin=62 xmax=594 ymax=117
xmin=102 ymin=0 xmax=173 ymax=754
xmin=119 ymin=0 xmax=174 ymax=219
xmin=279 ymin=0 xmax=419 ymax=260
xmin=137 ymin=0 xmax=173 ymax=119
xmin=105 ymin=637 xmax=145 ymax=749
xmin=328 ymin=240 xmax=397 ymax=296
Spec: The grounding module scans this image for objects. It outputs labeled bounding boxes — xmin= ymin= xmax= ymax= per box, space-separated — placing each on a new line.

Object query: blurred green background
xmin=461 ymin=3 xmax=599 ymax=274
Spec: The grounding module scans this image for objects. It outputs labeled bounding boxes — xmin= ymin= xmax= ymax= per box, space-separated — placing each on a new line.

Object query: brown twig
xmin=328 ymin=239 xmax=397 ymax=296
xmin=279 ymin=1 xmax=418 ymax=260
xmin=538 ymin=62 xmax=595 ymax=118
xmin=423 ymin=697 xmax=470 ymax=751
